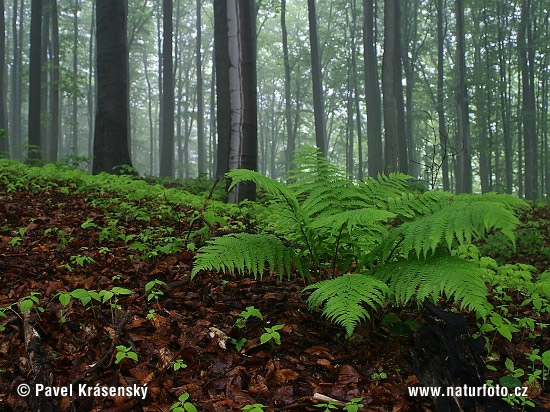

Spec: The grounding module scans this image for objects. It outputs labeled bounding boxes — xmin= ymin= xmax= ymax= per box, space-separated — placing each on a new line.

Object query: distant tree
xmin=28 ymin=0 xmax=42 ymax=161
xmin=92 ymin=0 xmax=132 ymax=174
xmin=48 ymin=0 xmax=59 ymax=162
xmin=363 ymin=0 xmax=383 ymax=177
xmin=0 ymin=0 xmax=7 ymax=157
xmin=196 ymin=0 xmax=206 ymax=175
xmin=281 ymin=0 xmax=294 ymax=170
xmin=40 ymin=0 xmax=50 ymax=159
xmin=307 ymin=0 xmax=326 ymax=155
xmin=455 ymin=0 xmax=472 ymax=193
xmin=159 ymin=0 xmax=174 ymax=177
xmin=436 ymin=0 xmax=449 ymax=191
xmin=72 ymin=0 xmax=79 ymax=156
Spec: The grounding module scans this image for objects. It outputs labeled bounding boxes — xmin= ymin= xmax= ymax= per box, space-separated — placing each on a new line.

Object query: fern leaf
xmin=372 ymin=254 xmax=492 ymax=316
xmin=312 ymin=208 xmax=395 ymax=236
xmin=191 ymin=233 xmax=297 ymax=280
xmin=304 ymin=274 xmax=389 ymax=336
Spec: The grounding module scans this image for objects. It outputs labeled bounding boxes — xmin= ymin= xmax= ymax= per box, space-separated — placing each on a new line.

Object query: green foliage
xmin=115 ymin=345 xmax=138 ymax=364
xmin=193 ymin=147 xmax=526 ymax=336
xmin=260 ymin=324 xmax=285 ymax=345
xmin=170 ymin=392 xmax=198 ymax=412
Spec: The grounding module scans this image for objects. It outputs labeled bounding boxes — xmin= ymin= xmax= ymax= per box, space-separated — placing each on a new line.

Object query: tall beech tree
xmin=196 ymin=0 xmax=205 ymax=175
xmin=92 ymin=0 xmax=132 ymax=174
xmin=28 ymin=0 xmax=42 ymax=161
xmin=0 ymin=0 xmax=7 ymax=156
xmin=363 ymin=0 xmax=383 ymax=177
xmin=455 ymin=0 xmax=472 ymax=193
xmin=436 ymin=0 xmax=449 ymax=191
xmin=226 ymin=0 xmax=257 ymax=202
xmin=307 ymin=0 xmax=326 ymax=156
xmin=159 ymin=0 xmax=174 ymax=177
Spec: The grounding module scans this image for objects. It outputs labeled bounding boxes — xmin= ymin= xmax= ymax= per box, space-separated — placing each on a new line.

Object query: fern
xmin=304 ymin=274 xmax=389 ymax=337
xmin=191 ymin=233 xmax=299 ymax=280
xmin=372 ymin=254 xmax=492 ymax=315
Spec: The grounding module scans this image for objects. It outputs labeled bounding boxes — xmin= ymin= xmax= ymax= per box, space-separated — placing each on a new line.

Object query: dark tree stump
xmin=412 ymin=300 xmax=513 ymax=412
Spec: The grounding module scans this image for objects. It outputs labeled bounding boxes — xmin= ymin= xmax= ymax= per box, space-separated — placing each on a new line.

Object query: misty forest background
xmin=0 ymin=0 xmax=549 ymax=200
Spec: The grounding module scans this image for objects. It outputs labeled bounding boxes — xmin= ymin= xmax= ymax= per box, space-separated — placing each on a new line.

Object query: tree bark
xmin=307 ymin=0 xmax=327 ymax=155
xmin=196 ymin=0 xmax=205 ymax=175
xmin=28 ymin=0 xmax=43 ymax=161
xmin=71 ymin=0 xmax=78 ymax=156
xmin=92 ymin=0 xmax=132 ymax=174
xmin=227 ymin=0 xmax=257 ymax=203
xmin=159 ymin=0 xmax=174 ymax=177
xmin=281 ymin=0 xmax=294 ymax=170
xmin=382 ymin=0 xmax=398 ymax=174
xmin=436 ymin=0 xmax=449 ymax=190
xmin=363 ymin=0 xmax=383 ymax=177
xmin=40 ymin=0 xmax=50 ymax=160
xmin=0 ymin=0 xmax=7 ymax=157
xmin=455 ymin=0 xmax=472 ymax=193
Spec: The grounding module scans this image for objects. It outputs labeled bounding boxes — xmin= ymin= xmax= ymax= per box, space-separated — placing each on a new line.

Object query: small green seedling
xmin=145 ymin=279 xmax=167 ymax=305
xmin=343 ymin=397 xmax=364 ymax=412
xmin=371 ymin=371 xmax=387 ymax=385
xmin=234 ymin=306 xmax=263 ymax=329
xmin=146 ymin=309 xmax=156 ymax=320
xmin=242 ymin=404 xmax=267 ymax=412
xmin=314 ymin=400 xmax=339 ymax=411
xmin=170 ymin=392 xmax=197 ymax=412
xmin=20 ymin=292 xmax=44 ymax=315
xmin=230 ymin=337 xmax=247 ymax=351
xmin=171 ymin=359 xmax=187 ymax=371
xmin=260 ymin=324 xmax=284 ymax=346
xmin=115 ymin=345 xmax=138 ymax=364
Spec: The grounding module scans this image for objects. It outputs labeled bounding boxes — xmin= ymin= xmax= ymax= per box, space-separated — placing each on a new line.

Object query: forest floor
xmin=1 ymin=167 xmax=550 ymax=411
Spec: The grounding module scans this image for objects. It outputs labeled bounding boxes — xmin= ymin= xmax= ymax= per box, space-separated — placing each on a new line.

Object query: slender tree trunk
xmin=40 ymin=0 xmax=50 ymax=160
xmin=497 ymin=1 xmax=512 ymax=194
xmin=28 ymin=0 xmax=42 ymax=161
xmin=93 ymin=0 xmax=132 ymax=174
xmin=393 ymin=0 xmax=408 ymax=174
xmin=281 ymin=0 xmax=294 ymax=170
xmin=196 ymin=0 xmax=205 ymax=175
xmin=436 ymin=0 xmax=449 ymax=190
xmin=517 ymin=69 xmax=523 ymax=198
xmin=87 ymin=1 xmax=95 ymax=167
xmin=72 ymin=0 xmax=78 ymax=156
xmin=455 ymin=0 xmax=472 ymax=193
xmin=49 ymin=0 xmax=59 ymax=162
xmin=0 ymin=0 xmax=7 ymax=157
xmin=351 ymin=0 xmax=363 ymax=180
xmin=307 ymin=0 xmax=326 ymax=155
xmin=519 ymin=0 xmax=537 ymax=199
xmin=382 ymin=0 xmax=398 ymax=174
xmin=209 ymin=47 xmax=216 ymax=176
xmin=160 ymin=0 xmax=174 ymax=177
xmin=143 ymin=48 xmax=154 ymax=176
xmin=227 ymin=0 xmax=257 ymax=202
xmin=214 ymin=0 xmax=230 ymax=178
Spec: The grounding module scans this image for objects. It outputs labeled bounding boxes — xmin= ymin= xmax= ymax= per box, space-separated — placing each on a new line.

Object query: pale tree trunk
xmin=455 ymin=0 xmax=472 ymax=193
xmin=382 ymin=0 xmax=398 ymax=174
xmin=281 ymin=0 xmax=294 ymax=170
xmin=159 ymin=0 xmax=174 ymax=177
xmin=40 ymin=0 xmax=50 ymax=160
xmin=436 ymin=0 xmax=449 ymax=190
xmin=93 ymin=0 xmax=132 ymax=174
xmin=214 ymin=0 xmax=230 ymax=178
xmin=0 ymin=0 xmax=7 ymax=157
xmin=86 ymin=1 xmax=95 ymax=168
xmin=50 ymin=0 xmax=59 ymax=162
xmin=10 ymin=0 xmax=22 ymax=158
xmin=227 ymin=0 xmax=257 ymax=203
xmin=143 ymin=48 xmax=154 ymax=176
xmin=363 ymin=0 xmax=383 ymax=177
xmin=72 ymin=0 xmax=78 ymax=156
xmin=351 ymin=0 xmax=363 ymax=180
xmin=307 ymin=0 xmax=326 ymax=155
xmin=209 ymin=47 xmax=216 ymax=176
xmin=28 ymin=0 xmax=42 ymax=161
xmin=196 ymin=0 xmax=205 ymax=175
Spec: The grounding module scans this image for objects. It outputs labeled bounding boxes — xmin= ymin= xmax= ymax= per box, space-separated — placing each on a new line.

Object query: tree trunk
xmin=49 ymin=0 xmax=59 ymax=162
xmin=363 ymin=0 xmax=383 ymax=177
xmin=159 ymin=0 xmax=174 ymax=177
xmin=214 ymin=0 xmax=230 ymax=178
xmin=195 ymin=0 xmax=205 ymax=175
xmin=71 ymin=0 xmax=78 ymax=156
xmin=281 ymin=0 xmax=294 ymax=170
xmin=227 ymin=0 xmax=257 ymax=203
xmin=436 ymin=0 xmax=449 ymax=191
xmin=40 ymin=0 xmax=50 ymax=160
xmin=92 ymin=0 xmax=132 ymax=174
xmin=86 ymin=1 xmax=95 ymax=167
xmin=0 ymin=0 xmax=7 ymax=157
xmin=382 ymin=0 xmax=398 ymax=174
xmin=519 ymin=0 xmax=537 ymax=199
xmin=28 ymin=0 xmax=42 ymax=161
xmin=307 ymin=0 xmax=326 ymax=155
xmin=455 ymin=0 xmax=472 ymax=193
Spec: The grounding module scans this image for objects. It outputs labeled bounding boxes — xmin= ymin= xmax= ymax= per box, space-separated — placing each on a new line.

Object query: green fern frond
xmin=396 ymin=201 xmax=519 ymax=258
xmin=191 ymin=233 xmax=297 ymax=280
xmin=455 ymin=192 xmax=528 ymax=211
xmin=387 ymin=191 xmax=454 ymax=219
xmin=304 ymin=274 xmax=389 ymax=336
xmin=372 ymin=254 xmax=492 ymax=315
xmin=312 ymin=208 xmax=395 ymax=236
